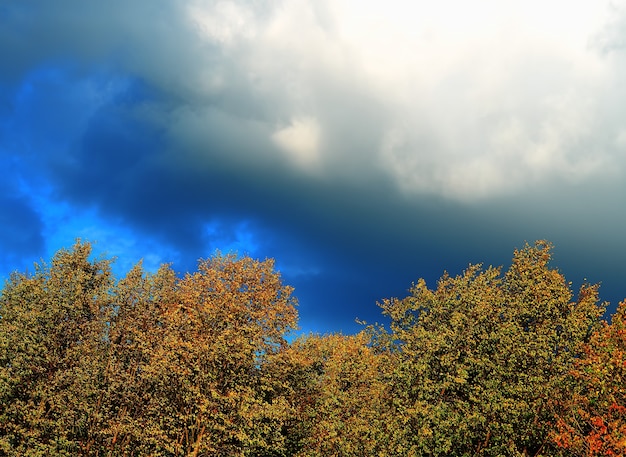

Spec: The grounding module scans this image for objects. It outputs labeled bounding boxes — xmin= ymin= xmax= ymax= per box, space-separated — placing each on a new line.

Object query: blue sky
xmin=2 ymin=0 xmax=626 ymax=334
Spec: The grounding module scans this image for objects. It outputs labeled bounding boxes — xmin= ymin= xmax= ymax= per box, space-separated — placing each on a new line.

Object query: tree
xmin=0 ymin=241 xmax=113 ymax=456
xmin=0 ymin=244 xmax=300 ymax=456
xmin=265 ymin=332 xmax=394 ymax=456
xmin=88 ymin=261 xmax=179 ymax=456
xmin=372 ymin=241 xmax=604 ymax=456
xmin=109 ymin=253 xmax=299 ymax=456
xmin=1 ymin=239 xmax=616 ymax=456
xmin=553 ymin=299 xmax=626 ymax=456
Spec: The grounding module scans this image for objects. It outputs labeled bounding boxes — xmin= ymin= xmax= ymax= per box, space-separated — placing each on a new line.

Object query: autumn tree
xmin=371 ymin=241 xmax=604 ymax=456
xmin=88 ymin=261 xmax=180 ymax=456
xmin=0 ymin=244 xmax=299 ymax=457
xmin=553 ymin=299 xmax=626 ymax=456
xmin=265 ymin=332 xmax=394 ymax=456
xmin=0 ymin=242 xmax=114 ymax=456
xmin=138 ymin=253 xmax=299 ymax=456
xmin=1 ymin=239 xmax=617 ymax=456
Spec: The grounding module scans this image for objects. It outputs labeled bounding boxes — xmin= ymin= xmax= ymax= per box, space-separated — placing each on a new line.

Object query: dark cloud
xmin=0 ymin=193 xmax=44 ymax=275
xmin=0 ymin=82 xmax=45 ymax=277
xmin=1 ymin=0 xmax=626 ymax=332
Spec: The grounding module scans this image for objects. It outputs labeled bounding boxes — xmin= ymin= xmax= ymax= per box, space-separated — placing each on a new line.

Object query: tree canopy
xmin=368 ymin=241 xmax=604 ymax=456
xmin=0 ymin=240 xmax=623 ymax=456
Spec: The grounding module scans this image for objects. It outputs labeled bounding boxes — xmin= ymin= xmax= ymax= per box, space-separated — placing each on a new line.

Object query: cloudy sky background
xmin=1 ymin=0 xmax=626 ymax=333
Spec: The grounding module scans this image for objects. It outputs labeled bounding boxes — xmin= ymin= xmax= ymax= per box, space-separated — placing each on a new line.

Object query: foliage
xmin=0 ymin=243 xmax=298 ymax=456
xmin=0 ymin=242 xmax=113 ymax=456
xmin=140 ymin=253 xmax=299 ymax=456
xmin=0 ymin=240 xmax=622 ymax=457
xmin=266 ymin=332 xmax=394 ymax=456
xmin=553 ymin=300 xmax=626 ymax=456
xmin=370 ymin=241 xmax=604 ymax=456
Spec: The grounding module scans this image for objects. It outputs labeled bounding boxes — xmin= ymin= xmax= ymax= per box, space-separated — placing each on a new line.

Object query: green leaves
xmin=0 ymin=241 xmax=113 ymax=456
xmin=265 ymin=332 xmax=394 ymax=456
xmin=374 ymin=241 xmax=605 ymax=456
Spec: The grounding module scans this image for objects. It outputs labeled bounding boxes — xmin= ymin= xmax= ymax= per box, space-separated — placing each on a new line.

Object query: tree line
xmin=0 ymin=240 xmax=624 ymax=456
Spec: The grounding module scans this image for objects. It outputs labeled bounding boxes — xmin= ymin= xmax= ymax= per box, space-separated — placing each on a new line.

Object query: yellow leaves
xmin=264 ymin=331 xmax=394 ymax=456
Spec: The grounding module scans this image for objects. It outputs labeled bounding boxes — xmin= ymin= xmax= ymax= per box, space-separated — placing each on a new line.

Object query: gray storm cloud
xmin=5 ymin=0 xmax=626 ymax=201
xmin=2 ymin=0 xmax=626 ymax=331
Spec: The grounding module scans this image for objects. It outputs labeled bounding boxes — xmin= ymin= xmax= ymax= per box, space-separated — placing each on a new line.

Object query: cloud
xmin=7 ymin=0 xmax=623 ymax=199
xmin=179 ymin=0 xmax=626 ymax=199
xmin=0 ymin=193 xmax=44 ymax=274
xmin=272 ymin=116 xmax=322 ymax=170
xmin=2 ymin=0 xmax=626 ymax=331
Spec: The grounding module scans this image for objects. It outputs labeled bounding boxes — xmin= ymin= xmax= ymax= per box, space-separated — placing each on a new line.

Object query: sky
xmin=1 ymin=0 xmax=626 ymax=334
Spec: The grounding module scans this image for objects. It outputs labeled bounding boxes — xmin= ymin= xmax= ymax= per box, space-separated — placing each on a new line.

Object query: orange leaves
xmin=0 ymin=243 xmax=302 ymax=456
xmin=554 ymin=299 xmax=626 ymax=456
xmin=149 ymin=254 xmax=299 ymax=455
xmin=177 ymin=254 xmax=298 ymax=348
xmin=585 ymin=412 xmax=626 ymax=456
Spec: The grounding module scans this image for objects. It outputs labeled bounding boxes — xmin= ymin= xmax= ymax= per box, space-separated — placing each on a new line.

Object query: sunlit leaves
xmin=0 ymin=240 xmax=622 ymax=456
xmin=0 ymin=244 xmax=298 ymax=456
xmin=0 ymin=241 xmax=113 ymax=456
xmin=266 ymin=331 xmax=394 ymax=456
xmin=148 ymin=253 xmax=299 ymax=456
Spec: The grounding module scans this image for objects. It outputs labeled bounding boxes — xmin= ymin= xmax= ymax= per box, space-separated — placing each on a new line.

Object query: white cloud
xmin=617 ymin=129 xmax=626 ymax=148
xmin=272 ymin=116 xmax=322 ymax=170
xmin=187 ymin=0 xmax=258 ymax=45
xmin=13 ymin=0 xmax=624 ymax=200
xmin=180 ymin=0 xmax=624 ymax=199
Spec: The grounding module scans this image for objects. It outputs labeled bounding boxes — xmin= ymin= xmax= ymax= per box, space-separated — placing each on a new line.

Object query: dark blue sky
xmin=2 ymin=1 xmax=626 ymax=333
